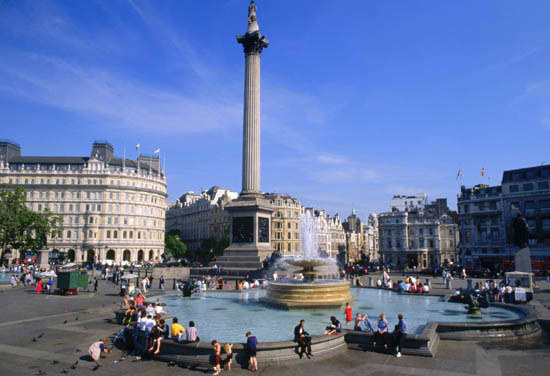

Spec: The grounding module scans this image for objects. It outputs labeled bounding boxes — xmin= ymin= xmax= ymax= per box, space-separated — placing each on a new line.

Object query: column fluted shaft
xmin=242 ymin=51 xmax=261 ymax=194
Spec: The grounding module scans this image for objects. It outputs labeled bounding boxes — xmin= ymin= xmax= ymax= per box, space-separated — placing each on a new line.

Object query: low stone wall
xmin=344 ymin=321 xmax=440 ymax=357
xmin=435 ymin=303 xmax=542 ymax=341
xmin=152 ymin=267 xmax=190 ymax=280
xmin=153 ymin=333 xmax=347 ymax=369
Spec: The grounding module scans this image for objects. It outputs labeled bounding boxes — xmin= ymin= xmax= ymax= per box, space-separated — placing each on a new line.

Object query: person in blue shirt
xmin=372 ymin=313 xmax=389 ymax=350
xmin=393 ymin=313 xmax=408 ymax=357
xmin=246 ymin=331 xmax=258 ymax=372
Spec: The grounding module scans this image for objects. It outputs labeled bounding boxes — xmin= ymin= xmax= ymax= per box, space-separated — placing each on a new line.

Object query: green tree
xmin=0 ymin=185 xmax=59 ymax=259
xmin=165 ymin=233 xmax=187 ymax=259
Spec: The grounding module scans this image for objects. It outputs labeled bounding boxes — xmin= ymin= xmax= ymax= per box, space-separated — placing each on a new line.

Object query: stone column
xmin=242 ymin=51 xmax=261 ymax=194
xmin=237 ymin=7 xmax=269 ymax=196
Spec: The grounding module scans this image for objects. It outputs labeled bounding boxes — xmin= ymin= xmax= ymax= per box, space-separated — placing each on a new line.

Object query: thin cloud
xmin=317 ymin=154 xmax=347 ymax=165
xmin=480 ymin=47 xmax=542 ymax=74
xmin=0 ymin=52 xmax=241 ymax=133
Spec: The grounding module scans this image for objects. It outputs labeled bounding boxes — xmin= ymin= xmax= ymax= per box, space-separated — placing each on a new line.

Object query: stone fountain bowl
xmin=284 ymin=258 xmax=333 ymax=269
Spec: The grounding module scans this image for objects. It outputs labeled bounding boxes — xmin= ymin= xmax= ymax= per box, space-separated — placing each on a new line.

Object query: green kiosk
xmin=57 ymin=271 xmax=89 ymax=295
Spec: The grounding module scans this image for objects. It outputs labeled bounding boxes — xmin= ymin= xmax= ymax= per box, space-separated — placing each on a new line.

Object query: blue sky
xmin=1 ymin=0 xmax=549 ymax=219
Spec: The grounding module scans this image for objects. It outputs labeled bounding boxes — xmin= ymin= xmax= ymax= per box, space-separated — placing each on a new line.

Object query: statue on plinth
xmin=247 ymin=1 xmax=259 ymax=34
xmin=512 ymin=212 xmax=528 ymax=248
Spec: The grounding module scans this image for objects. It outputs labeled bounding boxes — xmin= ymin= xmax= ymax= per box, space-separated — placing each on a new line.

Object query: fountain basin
xmin=260 ymin=280 xmax=353 ymax=310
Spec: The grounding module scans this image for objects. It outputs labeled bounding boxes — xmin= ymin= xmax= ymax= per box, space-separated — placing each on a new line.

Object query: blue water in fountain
xmin=152 ymin=288 xmax=523 ymax=343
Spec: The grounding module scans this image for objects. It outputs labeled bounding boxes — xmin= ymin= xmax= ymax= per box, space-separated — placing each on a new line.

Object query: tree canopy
xmin=165 ymin=231 xmax=187 ymax=259
xmin=0 ymin=185 xmax=59 ymax=258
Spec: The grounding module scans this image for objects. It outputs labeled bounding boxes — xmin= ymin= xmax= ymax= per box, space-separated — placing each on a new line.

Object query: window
xmin=538 ymin=181 xmax=549 ymax=190
xmin=123 ymin=231 xmax=127 ymax=239
xmin=429 ymin=239 xmax=434 ymax=248
xmin=419 ymin=238 xmax=424 ymax=247
xmin=523 ymin=183 xmax=534 ymax=191
xmin=113 ymin=231 xmax=118 ymax=239
xmin=509 ymin=185 xmax=519 ymax=193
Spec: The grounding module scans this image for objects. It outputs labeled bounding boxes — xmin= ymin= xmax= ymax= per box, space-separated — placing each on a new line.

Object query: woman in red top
xmin=135 ymin=293 xmax=145 ymax=308
xmin=35 ymin=279 xmax=43 ymax=294
xmin=344 ymin=302 xmax=352 ymax=327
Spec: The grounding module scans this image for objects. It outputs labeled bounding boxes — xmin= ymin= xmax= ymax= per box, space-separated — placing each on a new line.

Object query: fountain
xmin=260 ymin=210 xmax=352 ymax=310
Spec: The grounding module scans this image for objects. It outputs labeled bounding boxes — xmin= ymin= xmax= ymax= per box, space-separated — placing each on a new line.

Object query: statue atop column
xmin=247 ymin=1 xmax=259 ymax=34
xmin=238 ymin=1 xmax=269 ymax=54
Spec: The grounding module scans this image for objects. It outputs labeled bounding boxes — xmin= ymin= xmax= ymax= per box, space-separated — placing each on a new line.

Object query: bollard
xmin=369 ymin=277 xmax=373 ymax=287
xmin=172 ymin=278 xmax=176 ymax=290
xmin=446 ymin=278 xmax=452 ymax=290
xmin=426 ymin=279 xmax=431 ymax=290
xmin=467 ymin=279 xmax=473 ymax=291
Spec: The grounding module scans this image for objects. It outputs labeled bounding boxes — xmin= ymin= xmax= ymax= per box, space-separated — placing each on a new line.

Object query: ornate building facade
xmin=343 ymin=209 xmax=365 ymax=263
xmin=264 ymin=193 xmax=302 ymax=256
xmin=165 ymin=186 xmax=238 ymax=251
xmin=378 ymin=210 xmax=458 ymax=269
xmin=363 ymin=212 xmax=379 ymax=263
xmin=0 ymin=140 xmax=167 ymax=265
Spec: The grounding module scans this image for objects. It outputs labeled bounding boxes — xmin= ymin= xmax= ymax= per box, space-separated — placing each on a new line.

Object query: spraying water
xmin=300 ymin=209 xmax=319 ymax=259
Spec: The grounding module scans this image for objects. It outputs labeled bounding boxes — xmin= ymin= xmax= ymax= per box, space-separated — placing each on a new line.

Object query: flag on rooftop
xmin=154 ymin=148 xmax=160 ymax=154
xmin=136 ymin=143 xmax=140 ymax=150
xmin=456 ymin=168 xmax=462 ymax=180
xmin=481 ymin=167 xmax=486 ymax=176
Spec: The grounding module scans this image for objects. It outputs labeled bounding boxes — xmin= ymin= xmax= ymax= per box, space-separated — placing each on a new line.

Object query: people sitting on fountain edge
xmin=323 ymin=316 xmax=342 ymax=335
xmin=354 ymin=313 xmax=374 ymax=332
xmin=294 ymin=319 xmax=313 ymax=358
xmin=171 ymin=317 xmax=185 ymax=342
xmin=372 ymin=313 xmax=389 ymax=350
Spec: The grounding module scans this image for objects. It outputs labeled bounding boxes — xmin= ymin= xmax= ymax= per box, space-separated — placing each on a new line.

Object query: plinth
xmin=214 ymin=195 xmax=275 ymax=272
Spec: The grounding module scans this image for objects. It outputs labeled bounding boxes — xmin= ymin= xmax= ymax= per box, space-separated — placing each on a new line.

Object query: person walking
xmin=294 ymin=320 xmax=312 ymax=359
xmin=159 ymin=275 xmax=165 ymax=290
xmin=141 ymin=277 xmax=148 ymax=293
xmin=93 ymin=277 xmax=98 ymax=293
xmin=393 ymin=314 xmax=408 ymax=358
xmin=246 ymin=332 xmax=258 ymax=372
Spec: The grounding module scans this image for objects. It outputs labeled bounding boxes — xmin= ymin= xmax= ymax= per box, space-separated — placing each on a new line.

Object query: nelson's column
xmin=214 ymin=1 xmax=276 ymax=273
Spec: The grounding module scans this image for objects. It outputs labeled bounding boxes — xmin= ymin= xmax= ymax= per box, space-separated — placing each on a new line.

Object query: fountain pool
xmin=152 ymin=288 xmax=523 ymax=343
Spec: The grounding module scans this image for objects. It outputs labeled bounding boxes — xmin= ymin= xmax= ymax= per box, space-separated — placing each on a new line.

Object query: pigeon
xmin=75 ymin=317 xmax=79 ymax=321
xmin=38 ymin=333 xmax=45 ymax=339
xmin=92 ymin=363 xmax=100 ymax=371
xmin=60 ymin=369 xmax=68 ymax=374
xmin=63 ymin=320 xmax=68 ymax=324
xmin=51 ymin=360 xmax=59 ymax=365
xmin=74 ymin=348 xmax=81 ymax=352
xmin=70 ymin=361 xmax=78 ymax=369
xmin=32 ymin=337 xmax=37 ymax=342
xmin=168 ymin=361 xmax=176 ymax=367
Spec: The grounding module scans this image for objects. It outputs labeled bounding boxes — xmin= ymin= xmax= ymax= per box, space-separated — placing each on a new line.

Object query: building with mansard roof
xmin=0 ymin=140 xmax=167 ymax=265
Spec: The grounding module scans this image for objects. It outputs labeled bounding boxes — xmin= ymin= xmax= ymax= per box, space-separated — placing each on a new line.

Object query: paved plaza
xmin=1 ymin=275 xmax=550 ymax=376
